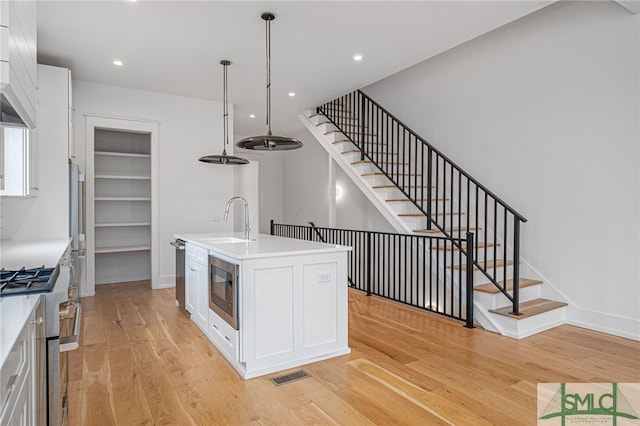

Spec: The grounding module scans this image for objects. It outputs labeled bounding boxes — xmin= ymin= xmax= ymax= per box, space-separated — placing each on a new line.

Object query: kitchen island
xmin=174 ymin=232 xmax=351 ymax=379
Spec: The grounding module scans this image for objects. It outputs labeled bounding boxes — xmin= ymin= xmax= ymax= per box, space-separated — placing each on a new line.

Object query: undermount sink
xmin=201 ymin=237 xmax=255 ymax=244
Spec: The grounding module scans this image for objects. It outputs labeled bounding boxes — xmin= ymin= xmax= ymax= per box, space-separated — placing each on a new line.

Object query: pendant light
xmin=236 ymin=12 xmax=303 ymax=151
xmin=199 ymin=60 xmax=249 ymax=165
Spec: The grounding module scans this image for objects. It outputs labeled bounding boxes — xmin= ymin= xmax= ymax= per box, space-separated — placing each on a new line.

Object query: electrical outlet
xmin=212 ymin=213 xmax=221 ymax=222
xmin=317 ymin=273 xmax=331 ymax=283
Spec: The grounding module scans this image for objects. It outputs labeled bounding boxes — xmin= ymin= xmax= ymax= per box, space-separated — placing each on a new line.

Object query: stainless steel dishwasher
xmin=170 ymin=239 xmax=189 ymax=317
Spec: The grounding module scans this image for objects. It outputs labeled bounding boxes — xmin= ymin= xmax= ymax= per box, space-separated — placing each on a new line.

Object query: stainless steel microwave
xmin=208 ymin=255 xmax=239 ymax=330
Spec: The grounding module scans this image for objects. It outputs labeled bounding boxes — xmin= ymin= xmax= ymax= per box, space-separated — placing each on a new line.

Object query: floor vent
xmin=269 ymin=370 xmax=311 ymax=386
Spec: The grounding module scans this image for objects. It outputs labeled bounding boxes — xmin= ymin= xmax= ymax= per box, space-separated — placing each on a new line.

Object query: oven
xmin=208 ymin=255 xmax=239 ymax=330
xmin=48 ymin=296 xmax=81 ymax=426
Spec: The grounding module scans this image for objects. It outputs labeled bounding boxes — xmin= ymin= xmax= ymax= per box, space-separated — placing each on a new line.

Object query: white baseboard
xmin=153 ymin=274 xmax=176 ymax=290
xmin=566 ymin=305 xmax=640 ymax=341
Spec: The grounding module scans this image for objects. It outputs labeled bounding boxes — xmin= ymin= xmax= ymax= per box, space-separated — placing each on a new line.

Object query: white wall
xmin=2 ymin=65 xmax=69 ymax=241
xmin=363 ymin=1 xmax=639 ymax=337
xmin=235 ymin=142 xmax=284 ymax=234
xmin=73 ymin=81 xmax=244 ymax=289
xmin=282 ymin=127 xmax=394 ymax=232
xmin=232 ymin=160 xmax=259 ymax=237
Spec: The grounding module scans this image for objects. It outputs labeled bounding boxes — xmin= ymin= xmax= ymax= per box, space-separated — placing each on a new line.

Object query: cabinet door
xmin=27 ymin=126 xmax=38 ymax=196
xmin=185 ymin=257 xmax=197 ymax=316
xmin=195 ymin=262 xmax=209 ymax=331
xmin=0 ymin=126 xmax=4 ymax=191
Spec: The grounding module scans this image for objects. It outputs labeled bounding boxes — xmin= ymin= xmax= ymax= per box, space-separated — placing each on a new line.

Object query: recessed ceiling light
xmin=249 ymin=114 xmax=256 ymax=118
xmin=113 ymin=60 xmax=123 ymax=66
xmin=353 ymin=55 xmax=363 ymax=61
xmin=288 ymin=92 xmax=296 ymax=97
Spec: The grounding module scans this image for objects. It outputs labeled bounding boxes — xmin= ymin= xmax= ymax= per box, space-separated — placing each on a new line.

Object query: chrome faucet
xmin=224 ymin=197 xmax=250 ymax=240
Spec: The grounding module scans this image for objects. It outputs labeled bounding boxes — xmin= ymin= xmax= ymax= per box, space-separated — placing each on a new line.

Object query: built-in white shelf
xmin=92 ymin=128 xmax=153 ymax=285
xmin=95 ymin=222 xmax=151 ymax=228
xmin=95 ymin=197 xmax=151 ymax=201
xmin=95 ymin=174 xmax=151 ymax=180
xmin=95 ymin=245 xmax=151 ymax=254
xmin=95 ymin=151 xmax=150 ymax=159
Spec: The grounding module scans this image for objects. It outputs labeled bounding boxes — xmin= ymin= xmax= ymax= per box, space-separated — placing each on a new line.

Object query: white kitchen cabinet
xmin=185 ymin=243 xmax=209 ymax=333
xmin=0 ymin=126 xmax=37 ymax=197
xmin=0 ymin=303 xmax=37 ymax=426
xmin=0 ymin=0 xmax=37 ymax=129
xmin=239 ymin=253 xmax=348 ymax=378
xmin=0 ymin=64 xmax=72 ymax=199
xmin=0 ymin=126 xmax=4 ymax=190
xmin=208 ymin=308 xmax=238 ymax=362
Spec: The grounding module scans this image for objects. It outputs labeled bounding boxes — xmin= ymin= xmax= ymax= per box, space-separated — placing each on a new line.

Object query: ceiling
xmin=37 ymin=1 xmax=553 ymax=137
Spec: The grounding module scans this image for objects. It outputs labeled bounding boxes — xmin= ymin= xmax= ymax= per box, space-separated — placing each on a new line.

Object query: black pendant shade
xmin=236 ymin=12 xmax=303 ymax=151
xmin=199 ymin=60 xmax=249 ymax=165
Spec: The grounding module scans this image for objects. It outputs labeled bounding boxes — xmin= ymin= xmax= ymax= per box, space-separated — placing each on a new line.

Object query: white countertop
xmin=1 ymin=238 xmax=72 ymax=269
xmin=175 ymin=232 xmax=351 ymax=260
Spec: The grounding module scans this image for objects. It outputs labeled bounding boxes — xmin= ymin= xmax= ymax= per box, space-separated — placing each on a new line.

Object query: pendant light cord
xmin=265 ymin=16 xmax=272 ymax=136
xmin=223 ymin=61 xmax=229 ymax=153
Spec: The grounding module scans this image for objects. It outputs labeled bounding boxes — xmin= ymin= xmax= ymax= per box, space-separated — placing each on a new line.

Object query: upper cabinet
xmin=0 ymin=125 xmax=36 ymax=196
xmin=0 ymin=0 xmax=38 ymax=129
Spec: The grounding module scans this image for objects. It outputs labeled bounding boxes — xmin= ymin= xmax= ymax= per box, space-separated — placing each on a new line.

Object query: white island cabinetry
xmin=178 ymin=233 xmax=351 ymax=379
xmin=184 ymin=243 xmax=208 ymax=333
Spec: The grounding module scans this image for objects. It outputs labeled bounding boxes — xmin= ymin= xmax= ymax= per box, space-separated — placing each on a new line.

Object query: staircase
xmin=299 ymin=90 xmax=568 ymax=339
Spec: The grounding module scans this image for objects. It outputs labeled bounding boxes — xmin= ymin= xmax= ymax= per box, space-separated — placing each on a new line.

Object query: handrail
xmin=316 ymin=90 xmax=526 ymax=315
xmin=308 ymin=222 xmax=327 ymax=243
xmin=357 ymin=90 xmax=527 ymax=222
xmin=271 ymin=220 xmax=476 ymax=328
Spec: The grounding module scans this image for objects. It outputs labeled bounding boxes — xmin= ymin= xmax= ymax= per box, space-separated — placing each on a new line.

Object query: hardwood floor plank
xmin=68 ymin=281 xmax=640 ymax=425
xmin=108 ymin=348 xmax=154 ymax=425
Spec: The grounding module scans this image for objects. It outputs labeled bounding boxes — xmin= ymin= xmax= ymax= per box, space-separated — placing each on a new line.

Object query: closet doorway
xmin=85 ymin=116 xmax=159 ymax=295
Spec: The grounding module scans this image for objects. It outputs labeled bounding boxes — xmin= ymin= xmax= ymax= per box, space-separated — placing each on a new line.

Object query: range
xmin=1 ymin=256 xmax=81 ymax=425
xmin=0 ymin=266 xmax=60 ymax=297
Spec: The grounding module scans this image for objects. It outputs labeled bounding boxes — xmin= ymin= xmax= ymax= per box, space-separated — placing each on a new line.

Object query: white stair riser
xmin=351 ymin=163 xmax=378 ymax=175
xmin=385 ymin=200 xmax=448 ymax=215
xmin=325 ymin=131 xmax=379 ymax=144
xmin=474 ymin=284 xmax=540 ymax=310
xmin=492 ymin=307 xmax=567 ymax=340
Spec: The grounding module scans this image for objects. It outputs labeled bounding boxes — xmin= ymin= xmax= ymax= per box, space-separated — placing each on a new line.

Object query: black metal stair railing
xmin=271 ymin=220 xmax=476 ymax=328
xmin=317 ymin=90 xmax=527 ymax=315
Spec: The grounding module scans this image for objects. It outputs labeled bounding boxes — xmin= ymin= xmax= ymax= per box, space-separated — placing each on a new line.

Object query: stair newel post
xmin=270 ymin=219 xmax=275 ymax=236
xmin=426 ymin=147 xmax=433 ymax=230
xmin=509 ymin=219 xmax=522 ymax=315
xmin=360 ymin=92 xmax=366 ymax=161
xmin=465 ymin=232 xmax=475 ymax=328
xmin=366 ymin=232 xmax=372 ymax=296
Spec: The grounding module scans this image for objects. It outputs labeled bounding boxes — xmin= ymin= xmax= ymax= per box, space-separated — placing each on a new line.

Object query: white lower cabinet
xmin=185 ymin=244 xmax=208 ymax=333
xmin=0 ymin=307 xmax=36 ymax=426
xmin=208 ymin=309 xmax=238 ymax=362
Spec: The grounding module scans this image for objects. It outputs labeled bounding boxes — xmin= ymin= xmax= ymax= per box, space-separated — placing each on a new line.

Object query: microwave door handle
xmin=60 ymin=303 xmax=82 ymax=352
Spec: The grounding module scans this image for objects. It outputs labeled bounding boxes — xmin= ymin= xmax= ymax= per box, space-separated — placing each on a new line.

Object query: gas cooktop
xmin=0 ymin=265 xmax=60 ymax=297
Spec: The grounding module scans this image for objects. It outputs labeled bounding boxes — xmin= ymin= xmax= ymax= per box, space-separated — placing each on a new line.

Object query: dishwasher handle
xmin=170 ymin=241 xmax=185 ymax=250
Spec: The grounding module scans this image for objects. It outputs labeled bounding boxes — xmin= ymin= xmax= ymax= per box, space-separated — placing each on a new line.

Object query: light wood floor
xmin=68 ymin=281 xmax=640 ymax=425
